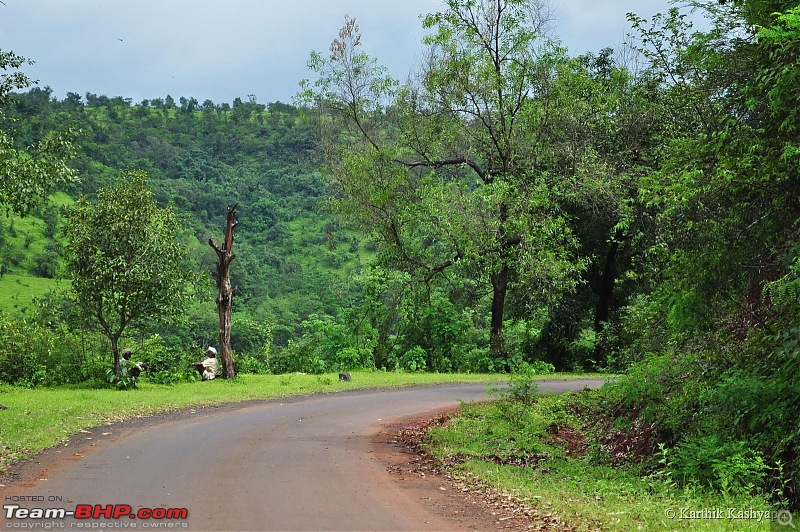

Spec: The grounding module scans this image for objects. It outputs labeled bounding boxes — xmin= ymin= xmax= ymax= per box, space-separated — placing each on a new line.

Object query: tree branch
xmin=397 ymin=157 xmax=490 ymax=183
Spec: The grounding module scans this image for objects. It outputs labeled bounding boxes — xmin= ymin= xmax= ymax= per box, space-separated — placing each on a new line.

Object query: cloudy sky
xmin=1 ymin=0 xmax=699 ymax=105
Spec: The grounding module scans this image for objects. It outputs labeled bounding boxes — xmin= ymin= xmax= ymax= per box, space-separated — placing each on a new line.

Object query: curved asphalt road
xmin=1 ymin=379 xmax=605 ymax=531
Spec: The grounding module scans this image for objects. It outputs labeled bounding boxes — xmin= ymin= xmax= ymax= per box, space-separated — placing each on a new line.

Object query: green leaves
xmin=756 ymin=6 xmax=800 ymax=134
xmin=63 ymin=171 xmax=190 ymax=343
xmin=301 ymin=1 xmax=586 ymax=360
xmin=0 ymin=50 xmax=79 ymax=216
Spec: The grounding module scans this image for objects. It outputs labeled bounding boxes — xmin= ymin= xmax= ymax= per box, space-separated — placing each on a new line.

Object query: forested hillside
xmin=2 ymin=81 xmax=634 ymax=376
xmin=1 ymin=89 xmax=373 ymax=351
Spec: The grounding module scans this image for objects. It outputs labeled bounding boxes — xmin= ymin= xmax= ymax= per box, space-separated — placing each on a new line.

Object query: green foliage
xmin=755 ymin=5 xmax=800 ymax=135
xmin=426 ymin=393 xmax=773 ymax=530
xmin=658 ymin=436 xmax=770 ymax=496
xmin=764 ymin=254 xmax=800 ymax=321
xmin=267 ymin=311 xmax=376 ymax=374
xmin=234 ymin=352 xmax=271 ymax=375
xmin=272 ymin=340 xmax=326 ymax=375
xmin=63 ymin=171 xmax=191 ymax=373
xmin=230 ymin=313 xmax=273 ymax=355
xmin=31 ymin=245 xmax=60 ymax=278
xmin=302 ymin=1 xmax=582 ymax=363
xmin=42 ymin=205 xmax=60 ymax=238
xmin=0 ymin=51 xmax=79 ymax=217
xmin=132 ymin=334 xmax=179 ymax=373
xmin=0 ymin=314 xmax=49 ymax=387
xmin=0 ymin=311 xmax=92 ymax=386
xmin=334 ymin=347 xmax=373 ymax=371
xmin=389 ymin=290 xmax=475 ymax=372
xmin=4 ymin=82 xmax=334 ymax=357
xmin=3 ymin=0 xmax=798 ymax=508
xmin=490 ymin=363 xmax=542 ymax=405
xmin=600 ymin=0 xmax=800 ymax=508
xmin=104 ymin=367 xmax=137 ymax=390
xmin=390 ymin=345 xmax=427 ymax=373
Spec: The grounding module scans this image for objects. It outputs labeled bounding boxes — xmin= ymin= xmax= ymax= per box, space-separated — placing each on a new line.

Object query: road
xmin=1 ymin=379 xmax=605 ymax=531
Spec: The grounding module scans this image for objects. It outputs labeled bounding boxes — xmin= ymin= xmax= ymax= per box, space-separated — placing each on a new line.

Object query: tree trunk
xmin=209 ymin=205 xmax=238 ymax=379
xmin=112 ymin=339 xmax=121 ymax=377
xmin=593 ymin=241 xmax=618 ymax=333
xmin=489 ymin=264 xmax=510 ymax=363
xmin=592 ymin=228 xmax=627 ymax=360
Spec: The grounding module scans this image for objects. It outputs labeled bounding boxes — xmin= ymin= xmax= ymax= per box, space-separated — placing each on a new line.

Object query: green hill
xmin=3 ymin=90 xmax=366 ymax=346
xmin=0 ymin=192 xmax=73 ymax=310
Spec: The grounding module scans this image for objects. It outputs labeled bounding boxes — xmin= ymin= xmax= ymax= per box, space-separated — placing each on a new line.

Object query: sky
xmin=0 ymin=0 xmax=700 ymax=105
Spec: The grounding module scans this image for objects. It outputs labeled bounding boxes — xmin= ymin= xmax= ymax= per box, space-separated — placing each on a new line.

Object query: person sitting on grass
xmin=120 ymin=348 xmax=145 ymax=378
xmin=191 ymin=346 xmax=219 ymax=381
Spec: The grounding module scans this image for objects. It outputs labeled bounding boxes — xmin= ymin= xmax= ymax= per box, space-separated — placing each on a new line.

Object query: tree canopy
xmin=63 ymin=170 xmax=191 ymax=375
xmin=301 ymin=1 xmax=585 ymax=364
xmin=0 ymin=49 xmax=78 ymax=216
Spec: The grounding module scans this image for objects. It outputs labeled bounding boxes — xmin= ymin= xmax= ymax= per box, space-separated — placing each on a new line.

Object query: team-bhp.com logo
xmin=4 ymin=504 xmax=188 ymax=520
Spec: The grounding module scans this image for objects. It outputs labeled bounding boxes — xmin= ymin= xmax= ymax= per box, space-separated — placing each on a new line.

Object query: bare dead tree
xmin=209 ymin=204 xmax=238 ymax=379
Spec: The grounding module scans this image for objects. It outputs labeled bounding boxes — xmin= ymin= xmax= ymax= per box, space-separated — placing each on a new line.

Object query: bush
xmin=501 ymin=364 xmax=541 ymax=405
xmin=134 ymin=334 xmax=181 ymax=373
xmin=659 ymin=436 xmax=770 ymax=496
xmin=0 ymin=314 xmax=53 ymax=386
xmin=31 ymin=250 xmax=59 ymax=278
xmin=465 ymin=347 xmax=501 ymax=372
xmin=334 ymin=347 xmax=374 ymax=371
xmin=235 ymin=352 xmax=270 ymax=374
xmin=271 ymin=339 xmax=327 ymax=374
xmin=389 ymin=346 xmax=427 ymax=372
xmin=230 ymin=314 xmax=272 ymax=355
xmin=105 ymin=367 xmax=137 ymax=390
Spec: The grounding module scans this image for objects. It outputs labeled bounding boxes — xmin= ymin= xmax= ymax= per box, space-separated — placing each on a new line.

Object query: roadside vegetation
xmin=424 ymin=375 xmax=790 ymax=530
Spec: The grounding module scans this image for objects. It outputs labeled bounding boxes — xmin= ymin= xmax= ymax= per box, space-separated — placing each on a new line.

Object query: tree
xmin=624 ymin=1 xmax=800 ymax=337
xmin=0 ymin=50 xmax=78 ymax=216
xmin=608 ymin=0 xmax=800 ymax=502
xmin=526 ymin=47 xmax=666 ymax=368
xmin=209 ymin=204 xmax=238 ymax=379
xmin=301 ymin=1 xmax=580 ymax=363
xmin=63 ymin=171 xmax=190 ymax=376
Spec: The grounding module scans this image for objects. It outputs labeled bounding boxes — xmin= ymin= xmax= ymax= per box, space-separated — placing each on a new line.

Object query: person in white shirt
xmin=120 ymin=348 xmax=145 ymax=378
xmin=192 ymin=346 xmax=219 ymax=380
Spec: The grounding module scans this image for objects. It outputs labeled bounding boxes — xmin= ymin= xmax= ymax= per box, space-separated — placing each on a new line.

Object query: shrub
xmin=334 ymin=347 xmax=373 ymax=371
xmin=502 ymin=364 xmax=541 ymax=405
xmin=31 ymin=250 xmax=59 ymax=278
xmin=105 ymin=367 xmax=137 ymax=390
xmin=235 ymin=352 xmax=270 ymax=374
xmin=135 ymin=334 xmax=181 ymax=373
xmin=388 ymin=345 xmax=427 ymax=372
xmin=0 ymin=314 xmax=51 ymax=386
xmin=660 ymin=436 xmax=770 ymax=496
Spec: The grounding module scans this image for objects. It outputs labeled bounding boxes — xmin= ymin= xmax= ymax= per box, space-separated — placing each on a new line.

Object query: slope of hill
xmin=0 ymin=192 xmax=73 ymax=311
xmin=3 ymin=89 xmax=365 ymax=347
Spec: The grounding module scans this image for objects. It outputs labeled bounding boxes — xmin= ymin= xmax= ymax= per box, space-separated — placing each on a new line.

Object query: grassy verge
xmin=0 ymin=371 xmax=596 ymax=474
xmin=424 ymin=390 xmax=782 ymax=531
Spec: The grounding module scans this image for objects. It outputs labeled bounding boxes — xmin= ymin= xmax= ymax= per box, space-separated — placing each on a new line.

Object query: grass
xmin=0 ymin=274 xmax=64 ymax=311
xmin=0 ymin=192 xmax=73 ymax=311
xmin=425 ymin=392 xmax=781 ymax=531
xmin=0 ymin=371 xmax=594 ymax=475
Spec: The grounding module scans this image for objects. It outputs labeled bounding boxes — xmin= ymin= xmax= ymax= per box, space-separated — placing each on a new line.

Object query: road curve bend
xmin=1 ymin=379 xmax=606 ymax=531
